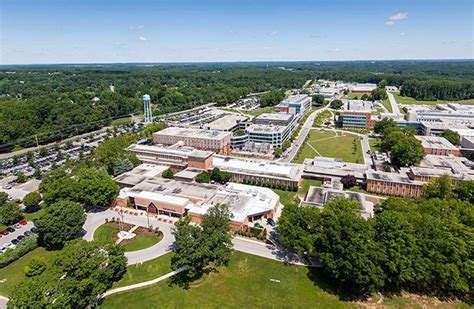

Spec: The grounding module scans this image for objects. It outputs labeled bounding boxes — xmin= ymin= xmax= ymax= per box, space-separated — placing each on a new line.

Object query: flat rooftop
xmin=154 ymin=127 xmax=232 ymax=140
xmin=344 ymin=100 xmax=373 ymax=112
xmin=246 ymin=124 xmax=287 ymax=134
xmin=203 ymin=114 xmax=248 ymax=131
xmin=366 ymin=171 xmax=424 ymax=185
xmin=281 ymin=94 xmax=311 ymax=104
xmin=420 ymin=120 xmax=469 ymax=130
xmin=212 ymin=155 xmax=303 ymax=181
xmin=415 ymin=135 xmax=458 ymax=150
xmin=254 ymin=113 xmax=293 ymax=122
xmin=419 ymin=155 xmax=473 ymax=172
xmin=128 ymin=144 xmax=213 ymax=159
xmin=114 ymin=164 xmax=169 ymax=186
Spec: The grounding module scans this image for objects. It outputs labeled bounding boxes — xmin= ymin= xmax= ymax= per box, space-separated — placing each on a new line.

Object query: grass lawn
xmin=368 ymin=138 xmax=382 ymax=153
xmin=381 ymin=99 xmax=393 ymax=113
xmin=112 ymin=253 xmax=173 ymax=288
xmin=23 ymin=208 xmax=46 ymax=222
xmin=391 ymin=92 xmax=474 ymax=106
xmin=293 ymin=130 xmax=364 ymax=164
xmin=111 ymin=117 xmax=132 ymax=126
xmin=93 ymin=223 xmax=163 ymax=252
xmin=100 ymin=250 xmax=353 ymax=309
xmin=299 ymin=179 xmax=322 ymax=196
xmin=0 ymin=247 xmax=58 ymax=297
xmin=272 ymin=189 xmax=298 ymax=207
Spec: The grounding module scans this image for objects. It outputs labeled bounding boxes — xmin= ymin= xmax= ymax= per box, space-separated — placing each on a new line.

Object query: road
xmin=0 ymin=179 xmax=41 ymax=201
xmin=281 ymin=103 xmax=331 ymax=163
xmin=386 ymin=92 xmax=401 ymax=115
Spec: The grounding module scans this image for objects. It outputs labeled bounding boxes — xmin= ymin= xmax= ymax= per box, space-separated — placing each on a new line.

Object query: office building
xmin=415 ymin=136 xmax=460 ymax=157
xmin=338 ymin=111 xmax=376 ymax=129
xmin=274 ymin=95 xmax=312 ymax=115
xmin=366 ymin=171 xmax=424 ymax=197
xmin=153 ymin=127 xmax=232 ymax=155
xmin=203 ymin=114 xmax=248 ymax=132
xmin=351 ymin=83 xmax=377 ymax=93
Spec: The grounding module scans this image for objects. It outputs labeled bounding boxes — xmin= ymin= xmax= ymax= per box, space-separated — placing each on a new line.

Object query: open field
xmin=100 ymin=250 xmax=354 ymax=308
xmin=0 ymin=247 xmax=58 ymax=297
xmin=94 ymin=223 xmax=163 ymax=252
xmin=299 ymin=178 xmax=322 ymax=195
xmin=368 ymin=138 xmax=382 ymax=153
xmin=392 ymin=92 xmax=474 ymax=106
xmin=293 ymin=130 xmax=364 ymax=164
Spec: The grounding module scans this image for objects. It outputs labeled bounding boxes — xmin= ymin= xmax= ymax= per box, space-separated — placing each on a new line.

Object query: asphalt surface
xmin=0 ymin=222 xmax=34 ymax=247
xmin=0 ymin=179 xmax=41 ymax=201
xmin=281 ymin=104 xmax=331 ymax=163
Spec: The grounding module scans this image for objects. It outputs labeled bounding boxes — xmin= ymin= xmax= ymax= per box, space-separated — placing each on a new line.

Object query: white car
xmin=6 ymin=243 xmax=16 ymax=249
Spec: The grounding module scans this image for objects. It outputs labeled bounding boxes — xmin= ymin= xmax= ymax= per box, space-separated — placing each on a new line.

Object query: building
xmin=212 ymin=155 xmax=303 ymax=189
xmin=153 ymin=127 xmax=232 ymax=155
xmin=245 ymin=124 xmax=292 ymax=148
xmin=366 ymin=171 xmax=424 ymax=197
xmin=114 ymin=175 xmax=280 ymax=231
xmin=203 ymin=114 xmax=248 ymax=132
xmin=352 ymin=83 xmax=377 ymax=93
xmin=254 ymin=113 xmax=294 ymax=126
xmin=302 ymin=186 xmax=373 ymax=219
xmin=338 ymin=111 xmax=376 ymax=129
xmin=415 ymin=136 xmax=460 ymax=157
xmin=274 ymin=95 xmax=312 ymax=115
xmin=419 ymin=120 xmax=470 ymax=136
xmin=462 ymin=136 xmax=474 ymax=149
xmin=127 ymin=144 xmax=213 ymax=172
xmin=343 ymin=100 xmax=373 ymax=112
xmin=303 ymin=157 xmax=368 ymax=181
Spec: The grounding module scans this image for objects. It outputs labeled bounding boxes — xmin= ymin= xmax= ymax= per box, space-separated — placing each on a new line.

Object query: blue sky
xmin=1 ymin=0 xmax=473 ymax=64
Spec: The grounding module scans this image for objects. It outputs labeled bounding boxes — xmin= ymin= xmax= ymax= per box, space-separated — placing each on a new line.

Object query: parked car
xmin=0 ymin=230 xmax=9 ymax=236
xmin=24 ymin=230 xmax=33 ymax=237
xmin=30 ymin=227 xmax=37 ymax=233
xmin=17 ymin=235 xmax=24 ymax=240
xmin=18 ymin=220 xmax=27 ymax=225
xmin=6 ymin=243 xmax=16 ymax=249
xmin=267 ymin=218 xmax=276 ymax=227
xmin=6 ymin=227 xmax=15 ymax=233
xmin=11 ymin=239 xmax=19 ymax=245
xmin=13 ymin=223 xmax=22 ymax=229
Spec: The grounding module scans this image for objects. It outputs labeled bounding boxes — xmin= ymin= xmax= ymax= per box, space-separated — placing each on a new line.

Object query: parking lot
xmin=0 ymin=221 xmax=34 ymax=252
xmin=0 ymin=179 xmax=41 ymax=201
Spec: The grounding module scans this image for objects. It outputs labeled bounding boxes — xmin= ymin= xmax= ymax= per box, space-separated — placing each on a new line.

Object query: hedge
xmin=0 ymin=234 xmax=39 ymax=268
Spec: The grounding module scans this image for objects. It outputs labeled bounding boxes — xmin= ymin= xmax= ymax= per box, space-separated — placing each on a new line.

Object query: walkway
xmin=386 ymin=92 xmax=401 ymax=115
xmin=102 ymin=268 xmax=184 ymax=297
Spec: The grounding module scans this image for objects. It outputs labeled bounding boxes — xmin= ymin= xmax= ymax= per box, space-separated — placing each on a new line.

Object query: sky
xmin=1 ymin=0 xmax=473 ymax=64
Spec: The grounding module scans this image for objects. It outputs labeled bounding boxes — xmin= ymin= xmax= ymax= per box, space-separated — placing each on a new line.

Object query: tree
xmin=441 ymin=129 xmax=460 ymax=146
xmin=171 ymin=216 xmax=207 ymax=287
xmin=16 ymin=171 xmax=27 ymax=183
xmin=340 ymin=175 xmax=357 ymax=189
xmin=92 ymin=133 xmax=139 ymax=174
xmin=276 ymin=204 xmax=320 ymax=255
xmin=361 ymin=93 xmax=369 ymax=101
xmin=33 ymin=166 xmax=42 ymax=179
xmin=162 ymin=168 xmax=174 ymax=179
xmin=35 ymin=200 xmax=86 ymax=249
xmin=9 ymin=240 xmax=127 ymax=308
xmin=455 ymin=180 xmax=474 ymax=204
xmin=39 ymin=147 xmax=48 ymax=157
xmin=330 ymin=99 xmax=343 ymax=109
xmin=259 ymin=90 xmax=285 ymax=107
xmin=422 ymin=175 xmax=453 ymax=199
xmin=374 ymin=118 xmax=398 ymax=136
xmin=312 ymin=94 xmax=325 ymax=105
xmin=317 ymin=198 xmax=385 ymax=296
xmin=282 ymin=140 xmax=291 ymax=150
xmin=24 ymin=256 xmax=47 ymax=277
xmin=140 ymin=122 xmax=167 ymax=140
xmin=0 ymin=202 xmax=23 ymax=225
xmin=39 ymin=168 xmax=78 ymax=205
xmin=274 ymin=147 xmax=283 ymax=157
xmin=195 ymin=171 xmax=210 ymax=183
xmin=0 ymin=192 xmax=8 ymax=206
xmin=377 ymin=79 xmax=387 ymax=89
xmin=371 ymin=88 xmax=388 ymax=101
xmin=390 ymin=135 xmax=425 ymax=167
xmin=200 ymin=204 xmax=233 ymax=268
xmin=112 ymin=158 xmax=134 ymax=176
xmin=210 ymin=167 xmax=230 ymax=183
xmin=75 ymin=168 xmax=119 ymax=208
xmin=23 ymin=191 xmax=42 ymax=213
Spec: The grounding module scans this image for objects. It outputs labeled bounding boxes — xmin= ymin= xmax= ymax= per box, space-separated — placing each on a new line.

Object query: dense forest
xmin=1 ymin=60 xmax=473 ymax=151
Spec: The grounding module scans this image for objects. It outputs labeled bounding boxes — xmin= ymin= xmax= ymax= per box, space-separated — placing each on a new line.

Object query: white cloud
xmin=328 ymin=48 xmax=341 ymax=52
xmin=139 ymin=36 xmax=147 ymax=41
xmin=385 ymin=12 xmax=408 ymax=26
xmin=129 ymin=25 xmax=145 ymax=31
xmin=400 ymin=32 xmax=406 ymax=36
xmin=268 ymin=31 xmax=279 ymax=36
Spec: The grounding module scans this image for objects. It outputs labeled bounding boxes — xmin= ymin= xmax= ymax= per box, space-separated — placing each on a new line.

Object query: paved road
xmin=83 ymin=207 xmax=316 ymax=267
xmin=0 ymin=222 xmax=34 ymax=247
xmin=83 ymin=208 xmax=175 ymax=265
xmin=387 ymin=92 xmax=401 ymax=115
xmin=281 ymin=104 xmax=330 ymax=163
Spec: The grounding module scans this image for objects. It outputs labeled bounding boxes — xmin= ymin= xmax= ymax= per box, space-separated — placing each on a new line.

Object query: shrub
xmin=0 ymin=235 xmax=38 ymax=268
xmin=24 ymin=256 xmax=46 ymax=277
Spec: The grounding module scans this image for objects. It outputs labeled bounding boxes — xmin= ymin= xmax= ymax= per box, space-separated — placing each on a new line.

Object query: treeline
xmin=277 ymin=179 xmax=474 ymax=302
xmin=0 ymin=65 xmax=307 ymax=151
xmin=400 ymin=79 xmax=474 ymax=101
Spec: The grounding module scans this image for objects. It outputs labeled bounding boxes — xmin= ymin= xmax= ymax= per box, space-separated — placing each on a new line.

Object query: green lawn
xmin=0 ymin=247 xmax=58 ymax=297
xmin=93 ymin=223 xmax=163 ymax=252
xmin=23 ymin=208 xmax=46 ymax=221
xmin=299 ymin=179 xmax=322 ymax=196
xmin=391 ymin=92 xmax=474 ymax=106
xmin=293 ymin=130 xmax=364 ymax=164
xmin=313 ymin=110 xmax=333 ymax=127
xmin=100 ymin=251 xmax=353 ymax=309
xmin=272 ymin=189 xmax=298 ymax=207
xmin=112 ymin=253 xmax=173 ymax=288
xmin=381 ymin=99 xmax=393 ymax=113
xmin=111 ymin=117 xmax=132 ymax=126
xmin=368 ymin=138 xmax=382 ymax=153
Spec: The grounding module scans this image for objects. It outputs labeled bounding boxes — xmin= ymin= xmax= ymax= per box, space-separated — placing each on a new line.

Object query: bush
xmin=24 ymin=256 xmax=46 ymax=277
xmin=0 ymin=235 xmax=39 ymax=268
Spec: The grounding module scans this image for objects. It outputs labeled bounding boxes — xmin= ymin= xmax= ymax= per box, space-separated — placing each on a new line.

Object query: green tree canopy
xmin=35 ymin=200 xmax=86 ymax=249
xmin=259 ymin=90 xmax=285 ymax=107
xmin=0 ymin=192 xmax=8 ymax=206
xmin=390 ymin=135 xmax=425 ymax=167
xmin=75 ymin=167 xmax=119 ymax=208
xmin=195 ymin=171 xmax=210 ymax=183
xmin=23 ymin=191 xmax=42 ymax=213
xmin=0 ymin=201 xmax=23 ymax=225
xmin=422 ymin=175 xmax=453 ymax=199
xmin=441 ymin=129 xmax=461 ymax=146
xmin=330 ymin=99 xmax=343 ymax=109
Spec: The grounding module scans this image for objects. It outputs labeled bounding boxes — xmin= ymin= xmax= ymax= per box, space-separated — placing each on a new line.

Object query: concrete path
xmin=0 ymin=296 xmax=8 ymax=309
xmin=386 ymin=92 xmax=401 ymax=115
xmin=102 ymin=268 xmax=184 ymax=297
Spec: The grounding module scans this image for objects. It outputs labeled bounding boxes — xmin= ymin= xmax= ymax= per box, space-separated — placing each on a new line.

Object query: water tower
xmin=143 ymin=94 xmax=153 ymax=124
